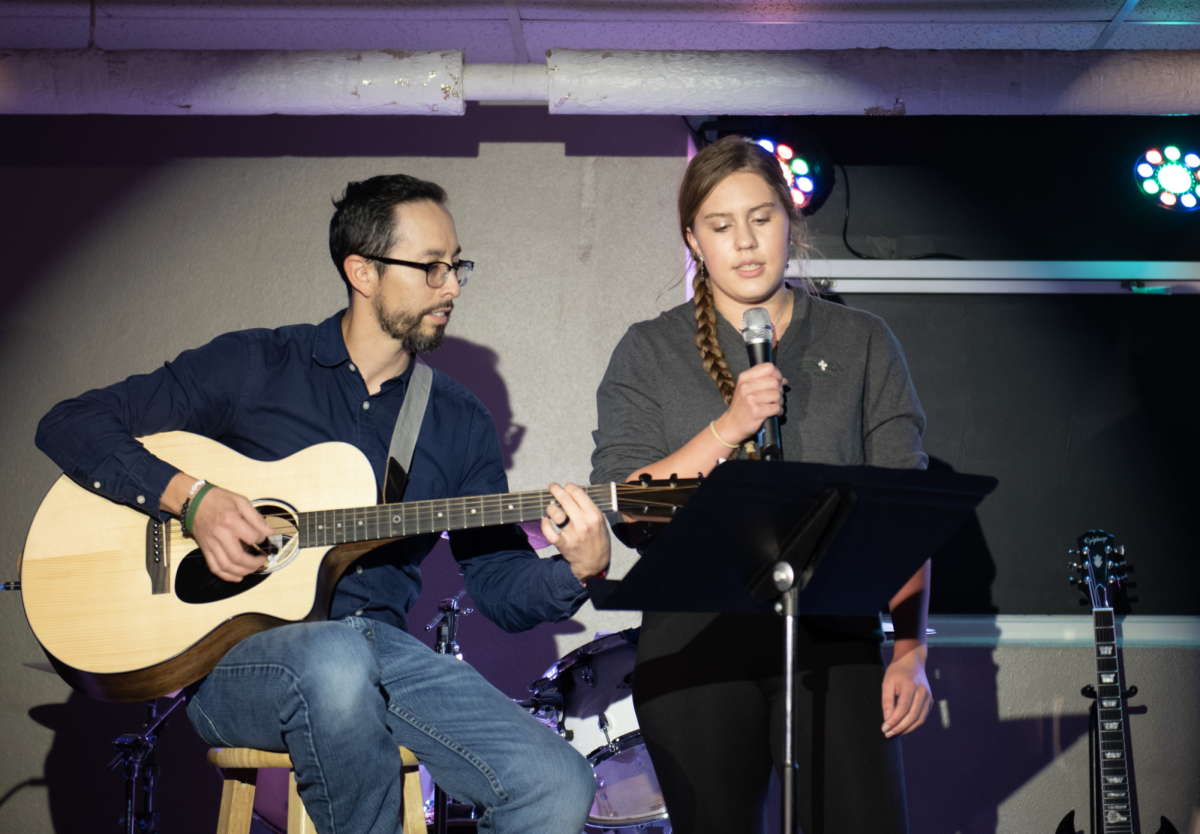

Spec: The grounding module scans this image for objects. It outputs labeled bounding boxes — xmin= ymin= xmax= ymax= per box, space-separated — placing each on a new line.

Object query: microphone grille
xmin=742 ymin=307 xmax=773 ymax=342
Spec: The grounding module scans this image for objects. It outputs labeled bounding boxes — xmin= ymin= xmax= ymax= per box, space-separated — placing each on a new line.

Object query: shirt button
xmin=362 ymin=401 xmax=370 ymax=410
xmin=356 ymin=565 xmax=363 ymax=574
xmin=136 ymin=495 xmax=145 ymax=505
xmin=355 ymin=610 xmax=363 ymax=616
xmin=93 ymin=481 xmax=101 ymax=489
xmin=349 ymin=363 xmax=357 ymax=372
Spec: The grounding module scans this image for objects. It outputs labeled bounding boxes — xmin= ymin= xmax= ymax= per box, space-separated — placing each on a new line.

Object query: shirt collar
xmin=313 ymin=310 xmax=352 ymax=367
xmin=312 ymin=309 xmax=417 ymax=389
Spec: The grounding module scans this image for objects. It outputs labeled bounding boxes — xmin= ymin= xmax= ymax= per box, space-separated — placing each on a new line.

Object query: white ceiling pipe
xmin=0 ymin=48 xmax=466 ymax=115
xmin=3 ymin=48 xmax=1200 ymax=116
xmin=546 ymin=48 xmax=1200 ymax=116
xmin=461 ymin=64 xmax=547 ymax=101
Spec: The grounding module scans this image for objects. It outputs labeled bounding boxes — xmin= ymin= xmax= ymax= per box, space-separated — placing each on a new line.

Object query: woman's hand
xmin=713 ymin=362 xmax=787 ymax=446
xmin=880 ymin=644 xmax=932 ymax=737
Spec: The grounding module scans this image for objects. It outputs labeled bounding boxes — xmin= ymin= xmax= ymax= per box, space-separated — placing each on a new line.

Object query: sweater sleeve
xmin=589 ymin=324 xmax=672 ymax=486
xmin=862 ymin=317 xmax=928 ymax=470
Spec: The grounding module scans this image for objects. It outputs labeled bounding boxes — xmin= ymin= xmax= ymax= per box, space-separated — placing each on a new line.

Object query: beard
xmin=374 ymin=294 xmax=451 ymax=354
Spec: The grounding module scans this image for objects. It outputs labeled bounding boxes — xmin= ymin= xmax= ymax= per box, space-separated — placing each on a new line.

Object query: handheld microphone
xmin=742 ymin=308 xmax=783 ymax=462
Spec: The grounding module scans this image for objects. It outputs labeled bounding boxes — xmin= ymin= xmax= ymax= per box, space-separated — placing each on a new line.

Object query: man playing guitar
xmin=34 ymin=174 xmax=611 ymax=834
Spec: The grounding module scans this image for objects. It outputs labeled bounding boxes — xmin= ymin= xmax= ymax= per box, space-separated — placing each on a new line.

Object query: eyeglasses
xmin=363 ymin=255 xmax=474 ymax=288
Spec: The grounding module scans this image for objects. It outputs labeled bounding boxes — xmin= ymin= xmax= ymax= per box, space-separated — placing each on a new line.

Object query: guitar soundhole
xmin=175 ymin=550 xmax=270 ymax=604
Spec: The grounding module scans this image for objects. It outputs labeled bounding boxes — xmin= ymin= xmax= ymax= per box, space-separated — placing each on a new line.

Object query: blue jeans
xmin=186 ymin=617 xmax=595 ymax=834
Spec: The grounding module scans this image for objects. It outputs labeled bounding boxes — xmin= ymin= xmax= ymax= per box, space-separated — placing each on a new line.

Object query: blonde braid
xmin=692 ymin=262 xmax=737 ymax=406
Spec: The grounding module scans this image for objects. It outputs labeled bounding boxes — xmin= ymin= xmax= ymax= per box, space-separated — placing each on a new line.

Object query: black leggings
xmin=633 ymin=612 xmax=908 ymax=834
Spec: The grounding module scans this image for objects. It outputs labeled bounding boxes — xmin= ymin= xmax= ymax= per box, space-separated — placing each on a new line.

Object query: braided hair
xmin=678 ymin=136 xmax=810 ymax=405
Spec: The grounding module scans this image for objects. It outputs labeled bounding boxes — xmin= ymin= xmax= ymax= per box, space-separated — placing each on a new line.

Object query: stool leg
xmin=215 ymin=768 xmax=258 ymax=834
xmin=287 ymin=770 xmax=317 ymax=834
xmin=400 ymin=766 xmax=425 ymax=834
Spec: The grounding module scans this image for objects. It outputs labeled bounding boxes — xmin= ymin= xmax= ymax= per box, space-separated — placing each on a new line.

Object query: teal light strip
xmin=923 ymin=615 xmax=1200 ymax=649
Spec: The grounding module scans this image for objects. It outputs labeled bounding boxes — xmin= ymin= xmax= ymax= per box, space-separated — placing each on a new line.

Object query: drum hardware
xmin=107 ymin=692 xmax=187 ymax=834
xmin=530 ymin=630 xmax=670 ymax=829
xmin=426 ymin=588 xmax=473 ymax=661
xmin=425 ymin=589 xmax=477 ymax=832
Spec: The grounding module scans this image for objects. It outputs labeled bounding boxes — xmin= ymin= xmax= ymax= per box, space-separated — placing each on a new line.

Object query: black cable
xmin=837 ymin=164 xmax=966 ymax=261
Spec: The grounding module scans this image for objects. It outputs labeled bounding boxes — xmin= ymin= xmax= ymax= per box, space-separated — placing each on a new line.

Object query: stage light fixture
xmin=756 ymin=136 xmax=822 ymax=210
xmin=1134 ymin=146 xmax=1200 ymax=212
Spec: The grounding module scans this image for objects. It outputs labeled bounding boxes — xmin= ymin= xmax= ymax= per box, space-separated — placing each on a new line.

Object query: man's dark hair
xmin=329 ymin=174 xmax=448 ymax=294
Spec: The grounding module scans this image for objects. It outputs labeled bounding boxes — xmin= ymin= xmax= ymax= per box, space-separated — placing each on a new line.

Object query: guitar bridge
xmin=144 ymin=517 xmax=170 ymax=595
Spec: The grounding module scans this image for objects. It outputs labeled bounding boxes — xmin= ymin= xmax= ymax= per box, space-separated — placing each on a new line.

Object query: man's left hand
xmin=880 ymin=644 xmax=932 ymax=738
xmin=542 ymin=482 xmax=611 ymax=582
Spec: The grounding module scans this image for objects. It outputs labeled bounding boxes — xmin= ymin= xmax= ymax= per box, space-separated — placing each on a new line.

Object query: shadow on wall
xmin=896 ymin=641 xmax=1090 ymax=834
xmin=415 ymin=334 xmax=587 ymax=697
xmin=926 ymin=456 xmax=998 ymax=615
xmin=423 ymin=336 xmax=524 ymax=471
xmin=22 ymin=690 xmax=219 ymax=834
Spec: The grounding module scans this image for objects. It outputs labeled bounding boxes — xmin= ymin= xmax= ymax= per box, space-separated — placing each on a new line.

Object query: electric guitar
xmin=20 ymin=431 xmax=697 ymax=702
xmin=1055 ymin=530 xmax=1177 ymax=834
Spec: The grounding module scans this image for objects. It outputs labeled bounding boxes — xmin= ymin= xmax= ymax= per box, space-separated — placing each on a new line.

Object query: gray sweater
xmin=591 ymin=289 xmax=927 ymax=484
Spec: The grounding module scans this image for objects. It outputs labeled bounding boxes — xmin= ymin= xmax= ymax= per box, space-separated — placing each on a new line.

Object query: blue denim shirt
xmin=35 ymin=311 xmax=588 ymax=634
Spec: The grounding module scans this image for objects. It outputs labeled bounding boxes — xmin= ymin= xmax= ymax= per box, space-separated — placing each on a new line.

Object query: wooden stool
xmin=207 ymin=746 xmax=426 ymax=834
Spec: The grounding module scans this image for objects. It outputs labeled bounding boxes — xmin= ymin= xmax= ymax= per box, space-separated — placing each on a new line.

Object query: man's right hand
xmin=189 ymin=486 xmax=273 ymax=582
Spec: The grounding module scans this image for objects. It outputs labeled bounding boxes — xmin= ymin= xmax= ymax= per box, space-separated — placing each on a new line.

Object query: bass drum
xmin=531 ymin=630 xmax=670 ymax=830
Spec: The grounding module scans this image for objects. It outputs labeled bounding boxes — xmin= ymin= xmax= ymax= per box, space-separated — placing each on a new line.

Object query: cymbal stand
xmin=108 ymin=693 xmax=186 ymax=834
xmin=425 ymin=590 xmax=474 ymax=833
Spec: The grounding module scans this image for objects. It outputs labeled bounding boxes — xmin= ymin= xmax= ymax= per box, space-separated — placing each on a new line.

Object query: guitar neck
xmin=1093 ymin=607 xmax=1133 ymax=834
xmin=295 ymin=484 xmax=618 ymax=548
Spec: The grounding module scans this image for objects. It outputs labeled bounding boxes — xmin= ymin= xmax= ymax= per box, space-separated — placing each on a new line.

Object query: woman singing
xmin=589 ymin=135 xmax=932 ymax=833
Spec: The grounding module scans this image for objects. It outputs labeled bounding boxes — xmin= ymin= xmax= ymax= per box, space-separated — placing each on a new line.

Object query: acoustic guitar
xmin=20 ymin=431 xmax=696 ymax=702
xmin=1055 ymin=530 xmax=1177 ymax=834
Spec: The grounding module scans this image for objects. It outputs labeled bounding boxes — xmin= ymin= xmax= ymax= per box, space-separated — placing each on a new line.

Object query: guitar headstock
xmin=1068 ymin=529 xmax=1131 ymax=610
xmin=612 ymin=473 xmax=701 ymax=519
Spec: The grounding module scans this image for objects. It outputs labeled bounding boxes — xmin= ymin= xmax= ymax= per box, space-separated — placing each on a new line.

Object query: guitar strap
xmin=383 ymin=358 xmax=433 ymax=503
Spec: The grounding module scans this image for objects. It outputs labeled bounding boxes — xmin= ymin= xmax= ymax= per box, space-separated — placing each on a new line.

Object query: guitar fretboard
xmin=1094 ymin=607 xmax=1132 ymax=834
xmin=296 ymin=484 xmax=617 ymax=548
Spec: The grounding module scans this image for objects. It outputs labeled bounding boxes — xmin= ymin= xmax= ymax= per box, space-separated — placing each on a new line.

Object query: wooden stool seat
xmin=207 ymin=746 xmax=425 ymax=834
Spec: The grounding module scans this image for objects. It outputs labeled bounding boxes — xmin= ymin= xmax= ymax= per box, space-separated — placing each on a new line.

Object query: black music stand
xmin=589 ymin=460 xmax=997 ymax=834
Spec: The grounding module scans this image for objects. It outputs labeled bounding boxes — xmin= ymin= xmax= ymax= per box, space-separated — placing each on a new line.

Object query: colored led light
xmin=1186 ymin=153 xmax=1200 ymax=169
xmin=1143 ymin=179 xmax=1160 ymax=194
xmin=1157 ymin=163 xmax=1192 ymax=194
xmin=1165 ymin=146 xmax=1181 ymax=161
xmin=1182 ymin=193 xmax=1198 ymax=209
xmin=791 ymin=158 xmax=809 ymax=176
xmin=1146 ymin=149 xmax=1163 ymax=165
xmin=1161 ymin=192 xmax=1177 ymax=206
xmin=790 ymin=188 xmax=807 ymax=207
xmin=1137 ymin=163 xmax=1154 ymax=178
xmin=796 ymin=176 xmax=814 ymax=193
xmin=757 ymin=139 xmax=775 ymax=153
xmin=777 ymin=144 xmax=794 ymax=160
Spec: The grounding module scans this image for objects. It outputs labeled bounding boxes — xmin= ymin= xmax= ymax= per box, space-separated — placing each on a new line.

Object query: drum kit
xmin=421 ymin=591 xmax=671 ymax=833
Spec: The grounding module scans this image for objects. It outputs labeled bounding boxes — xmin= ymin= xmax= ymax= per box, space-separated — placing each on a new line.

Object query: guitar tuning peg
xmin=1067 ymin=561 xmax=1081 ymax=570
xmin=1068 ymin=576 xmax=1078 ymax=585
xmin=1117 ymin=545 xmax=1125 ymax=556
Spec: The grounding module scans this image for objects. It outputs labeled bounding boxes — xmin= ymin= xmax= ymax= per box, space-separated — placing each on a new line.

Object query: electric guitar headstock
xmin=1068 ymin=529 xmax=1131 ymax=612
